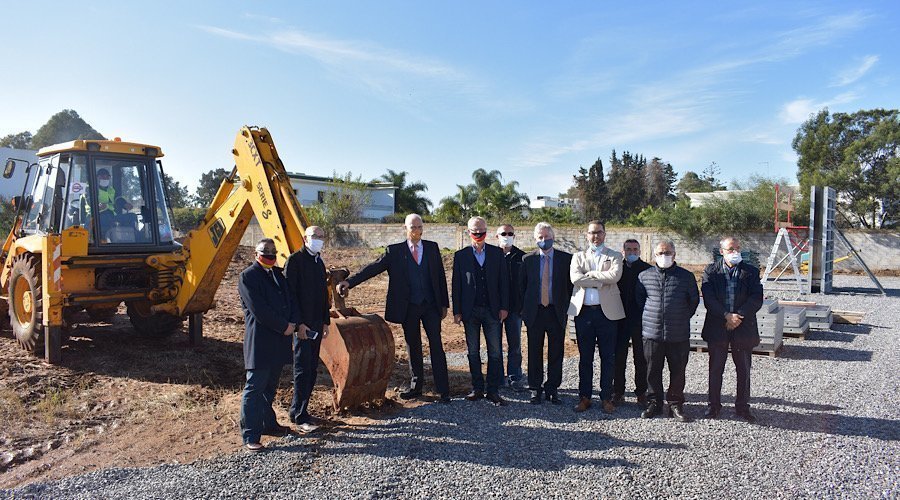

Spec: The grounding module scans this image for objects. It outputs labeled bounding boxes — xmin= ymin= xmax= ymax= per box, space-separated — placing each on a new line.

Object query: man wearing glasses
xmin=635 ymin=240 xmax=699 ymax=422
xmin=453 ymin=216 xmax=509 ymax=406
xmin=496 ymin=224 xmax=527 ymax=391
xmin=568 ymin=220 xmax=624 ymax=414
xmin=338 ymin=214 xmax=451 ymax=403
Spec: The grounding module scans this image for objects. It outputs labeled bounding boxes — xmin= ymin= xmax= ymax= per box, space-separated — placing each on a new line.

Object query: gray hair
xmin=720 ymin=236 xmax=739 ymax=248
xmin=467 ymin=216 xmax=487 ymax=229
xmin=655 ymin=239 xmax=675 ymax=252
xmin=255 ymin=238 xmax=276 ymax=253
xmin=533 ymin=221 xmax=555 ymax=239
xmin=404 ymin=213 xmax=423 ymax=227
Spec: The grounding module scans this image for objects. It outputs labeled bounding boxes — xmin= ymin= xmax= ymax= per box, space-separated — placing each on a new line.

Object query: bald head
xmin=405 ymin=213 xmax=424 ymax=243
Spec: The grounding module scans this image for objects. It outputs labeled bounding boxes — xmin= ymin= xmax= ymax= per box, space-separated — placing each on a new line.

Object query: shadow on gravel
xmin=758 ymin=409 xmax=900 ymax=441
xmin=780 ymin=345 xmax=873 ymax=362
xmin=319 ymin=410 xmax=684 ymax=470
xmin=827 ymin=286 xmax=899 ymax=297
xmin=681 ymin=393 xmax=842 ymax=412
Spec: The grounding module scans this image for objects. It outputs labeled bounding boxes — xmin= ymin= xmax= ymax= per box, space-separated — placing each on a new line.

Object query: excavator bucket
xmin=320 ymin=268 xmax=395 ymax=409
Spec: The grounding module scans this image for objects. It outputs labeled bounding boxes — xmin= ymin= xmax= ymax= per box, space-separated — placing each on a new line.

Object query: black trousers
xmin=402 ymin=302 xmax=449 ymax=396
xmin=526 ymin=306 xmax=564 ymax=394
xmin=643 ymin=339 xmax=690 ymax=405
xmin=613 ymin=319 xmax=647 ymax=397
xmin=707 ymin=341 xmax=752 ymax=412
xmin=290 ymin=323 xmax=323 ymax=424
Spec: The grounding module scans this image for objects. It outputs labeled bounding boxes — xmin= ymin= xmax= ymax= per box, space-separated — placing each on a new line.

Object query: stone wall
xmin=239 ymin=220 xmax=900 ymax=272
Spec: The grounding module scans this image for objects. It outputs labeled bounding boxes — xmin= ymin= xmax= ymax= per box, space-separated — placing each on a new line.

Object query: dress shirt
xmin=582 ymin=247 xmax=604 ymax=306
xmin=472 ymin=244 xmax=486 ymax=267
xmin=407 ymin=239 xmax=423 ymax=265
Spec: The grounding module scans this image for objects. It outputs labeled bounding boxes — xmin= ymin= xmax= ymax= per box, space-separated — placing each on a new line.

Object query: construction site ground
xmin=0 ymin=246 xmax=894 ymax=489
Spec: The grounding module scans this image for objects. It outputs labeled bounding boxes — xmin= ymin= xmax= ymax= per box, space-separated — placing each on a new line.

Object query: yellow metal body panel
xmin=42 ymin=235 xmax=63 ymax=327
xmin=38 ymin=140 xmax=163 ymax=158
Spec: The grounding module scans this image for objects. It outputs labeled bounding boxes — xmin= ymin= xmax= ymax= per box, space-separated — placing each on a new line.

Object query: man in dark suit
xmin=520 ymin=222 xmax=573 ymax=405
xmin=701 ymin=236 xmax=764 ymax=423
xmin=496 ymin=223 xmax=526 ymax=391
xmin=238 ymin=238 xmax=298 ymax=452
xmin=337 ymin=214 xmax=451 ymax=403
xmin=452 ymin=216 xmax=509 ymax=406
xmin=285 ymin=226 xmax=330 ymax=434
xmin=613 ymin=239 xmax=651 ymax=406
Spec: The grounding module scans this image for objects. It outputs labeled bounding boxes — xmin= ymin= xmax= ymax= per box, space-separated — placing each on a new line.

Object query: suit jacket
xmin=567 ymin=246 xmax=625 ymax=320
xmin=700 ymin=261 xmax=764 ymax=349
xmin=503 ymin=245 xmax=526 ymax=314
xmin=451 ymin=244 xmax=509 ymax=322
xmin=346 ymin=240 xmax=449 ymax=324
xmin=520 ymin=249 xmax=574 ymax=328
xmin=238 ymin=262 xmax=299 ymax=370
xmin=618 ymin=258 xmax=652 ymax=329
xmin=284 ymin=248 xmax=330 ymax=330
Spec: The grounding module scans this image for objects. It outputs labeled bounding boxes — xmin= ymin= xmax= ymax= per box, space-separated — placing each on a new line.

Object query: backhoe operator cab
xmin=11 ymin=139 xmax=176 ymax=250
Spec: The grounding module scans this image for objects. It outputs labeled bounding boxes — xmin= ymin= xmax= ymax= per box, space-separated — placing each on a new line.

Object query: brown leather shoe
xmin=574 ymin=397 xmax=592 ymax=412
xmin=602 ymin=400 xmax=616 ymax=414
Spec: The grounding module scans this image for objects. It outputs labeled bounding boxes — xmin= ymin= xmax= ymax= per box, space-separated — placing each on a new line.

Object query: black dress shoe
xmin=399 ymin=388 xmax=423 ymax=400
xmin=547 ymin=393 xmax=562 ymax=405
xmin=529 ymin=391 xmax=542 ymax=404
xmin=611 ymin=393 xmax=625 ymax=406
xmin=641 ymin=402 xmax=661 ymax=419
xmin=465 ymin=391 xmax=485 ymax=401
xmin=668 ymin=404 xmax=693 ymax=423
xmin=262 ymin=424 xmax=292 ymax=437
xmin=736 ymin=410 xmax=757 ymax=423
xmin=486 ymin=393 xmax=507 ymax=406
xmin=439 ymin=394 xmax=452 ymax=404
xmin=703 ymin=406 xmax=721 ymax=419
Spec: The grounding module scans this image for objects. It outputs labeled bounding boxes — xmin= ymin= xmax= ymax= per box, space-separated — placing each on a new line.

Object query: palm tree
xmin=378 ymin=169 xmax=432 ymax=215
xmin=436 ymin=184 xmax=478 ymax=222
xmin=485 ymin=180 xmax=531 ymax=220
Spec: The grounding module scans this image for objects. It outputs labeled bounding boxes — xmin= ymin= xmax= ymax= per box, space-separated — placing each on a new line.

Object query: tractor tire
xmin=126 ymin=301 xmax=183 ymax=337
xmin=8 ymin=253 xmax=44 ymax=355
xmin=86 ymin=305 xmax=119 ymax=323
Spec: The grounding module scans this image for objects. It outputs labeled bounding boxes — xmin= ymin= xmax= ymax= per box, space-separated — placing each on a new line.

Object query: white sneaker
xmin=296 ymin=422 xmax=320 ymax=434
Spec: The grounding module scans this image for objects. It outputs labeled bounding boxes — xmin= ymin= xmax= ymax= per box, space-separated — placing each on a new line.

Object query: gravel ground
xmin=5 ymin=275 xmax=899 ymax=499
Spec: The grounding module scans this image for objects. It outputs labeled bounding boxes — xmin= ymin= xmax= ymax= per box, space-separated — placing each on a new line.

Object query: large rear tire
xmin=126 ymin=301 xmax=183 ymax=337
xmin=8 ymin=253 xmax=44 ymax=355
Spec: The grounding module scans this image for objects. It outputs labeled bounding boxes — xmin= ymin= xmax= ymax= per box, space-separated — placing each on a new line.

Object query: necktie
xmin=541 ymin=255 xmax=550 ymax=307
xmin=411 ymin=244 xmax=419 ymax=265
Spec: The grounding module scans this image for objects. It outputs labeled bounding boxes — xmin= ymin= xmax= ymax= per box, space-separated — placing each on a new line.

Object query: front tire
xmin=126 ymin=301 xmax=183 ymax=337
xmin=8 ymin=253 xmax=44 ymax=355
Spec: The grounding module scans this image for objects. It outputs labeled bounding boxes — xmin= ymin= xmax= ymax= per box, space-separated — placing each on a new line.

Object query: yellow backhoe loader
xmin=0 ymin=126 xmax=393 ymax=408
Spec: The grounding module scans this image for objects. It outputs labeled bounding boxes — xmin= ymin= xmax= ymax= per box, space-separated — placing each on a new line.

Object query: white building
xmin=685 ymin=190 xmax=750 ymax=208
xmin=287 ymin=172 xmax=396 ymax=221
xmin=0 ymin=147 xmax=38 ymax=199
xmin=530 ymin=195 xmax=581 ymax=211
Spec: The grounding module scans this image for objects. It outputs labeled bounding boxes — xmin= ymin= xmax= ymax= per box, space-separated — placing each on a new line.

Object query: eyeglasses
xmin=498 ymin=232 xmax=514 ymax=237
xmin=587 ymin=231 xmax=605 ymax=235
xmin=655 ymin=251 xmax=674 ymax=256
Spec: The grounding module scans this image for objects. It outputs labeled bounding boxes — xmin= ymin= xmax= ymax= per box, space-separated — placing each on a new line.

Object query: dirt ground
xmin=0 ymin=246 xmax=548 ymax=489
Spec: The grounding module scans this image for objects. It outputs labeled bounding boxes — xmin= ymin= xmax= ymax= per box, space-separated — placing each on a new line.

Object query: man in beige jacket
xmin=569 ymin=220 xmax=625 ymax=414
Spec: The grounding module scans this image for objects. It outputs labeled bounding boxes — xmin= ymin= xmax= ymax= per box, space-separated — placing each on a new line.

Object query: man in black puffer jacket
xmin=636 ymin=240 xmax=700 ymax=422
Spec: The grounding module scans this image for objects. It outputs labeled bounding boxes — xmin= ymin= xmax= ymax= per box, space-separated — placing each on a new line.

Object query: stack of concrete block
xmin=689 ymin=300 xmax=707 ymax=349
xmin=782 ymin=306 xmax=810 ymax=338
xmin=805 ymin=305 xmax=833 ymax=330
xmin=689 ymin=299 xmax=783 ymax=355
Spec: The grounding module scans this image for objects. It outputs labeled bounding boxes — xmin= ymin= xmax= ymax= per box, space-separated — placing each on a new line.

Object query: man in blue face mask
xmin=613 ymin=239 xmax=651 ymax=406
xmin=519 ymin=222 xmax=573 ymax=404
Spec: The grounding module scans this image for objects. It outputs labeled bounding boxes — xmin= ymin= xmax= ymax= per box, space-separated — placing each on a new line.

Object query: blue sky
xmin=1 ymin=2 xmax=898 ymax=206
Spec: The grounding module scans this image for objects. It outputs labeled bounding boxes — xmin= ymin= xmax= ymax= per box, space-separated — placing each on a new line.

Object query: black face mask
xmin=260 ymin=254 xmax=276 ymax=261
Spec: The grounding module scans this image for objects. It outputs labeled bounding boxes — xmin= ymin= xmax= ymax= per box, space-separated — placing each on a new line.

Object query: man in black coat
xmin=613 ymin=239 xmax=651 ymax=406
xmin=496 ymin=223 xmax=526 ymax=390
xmin=284 ymin=226 xmax=330 ymax=433
xmin=337 ymin=214 xmax=451 ymax=403
xmin=701 ymin=236 xmax=764 ymax=422
xmin=520 ymin=222 xmax=573 ymax=405
xmin=636 ymin=240 xmax=699 ymax=422
xmin=238 ymin=238 xmax=299 ymax=452
xmin=452 ymin=216 xmax=509 ymax=406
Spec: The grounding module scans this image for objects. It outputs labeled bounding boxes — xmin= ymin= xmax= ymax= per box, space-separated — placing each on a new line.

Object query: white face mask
xmin=306 ymin=238 xmax=324 ymax=254
xmin=99 ymin=180 xmax=111 ymax=188
xmin=499 ymin=235 xmax=515 ymax=247
xmin=655 ymin=255 xmax=674 ymax=269
xmin=725 ymin=251 xmax=742 ymax=266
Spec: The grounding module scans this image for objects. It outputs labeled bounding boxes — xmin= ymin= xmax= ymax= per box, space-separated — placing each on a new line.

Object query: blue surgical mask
xmin=625 ymin=254 xmax=640 ymax=263
xmin=590 ymin=242 xmax=605 ymax=253
xmin=537 ymin=239 xmax=554 ymax=251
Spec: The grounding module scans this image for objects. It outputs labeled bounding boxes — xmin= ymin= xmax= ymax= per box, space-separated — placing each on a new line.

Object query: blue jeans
xmin=464 ymin=306 xmax=504 ymax=394
xmin=575 ymin=306 xmax=618 ymax=401
xmin=240 ymin=365 xmax=284 ymax=444
xmin=502 ymin=312 xmax=523 ymax=380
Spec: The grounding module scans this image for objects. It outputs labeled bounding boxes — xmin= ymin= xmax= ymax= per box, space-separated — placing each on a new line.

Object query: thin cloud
xmin=779 ymin=91 xmax=860 ymax=124
xmin=831 ymin=55 xmax=879 ymax=87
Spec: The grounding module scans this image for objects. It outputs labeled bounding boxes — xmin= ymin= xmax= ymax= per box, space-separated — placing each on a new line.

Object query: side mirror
xmin=3 ymin=159 xmax=15 ymax=179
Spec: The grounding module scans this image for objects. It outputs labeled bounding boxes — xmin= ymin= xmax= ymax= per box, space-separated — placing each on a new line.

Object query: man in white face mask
xmin=635 ymin=240 xmax=699 ymax=422
xmin=284 ymin=226 xmax=330 ymax=433
xmin=700 ymin=237 xmax=763 ymax=423
xmin=496 ymin=224 xmax=526 ymax=390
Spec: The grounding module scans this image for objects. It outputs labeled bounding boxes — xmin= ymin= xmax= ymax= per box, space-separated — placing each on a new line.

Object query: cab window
xmin=95 ymin=159 xmax=153 ymax=245
xmin=62 ymin=154 xmax=94 ymax=243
